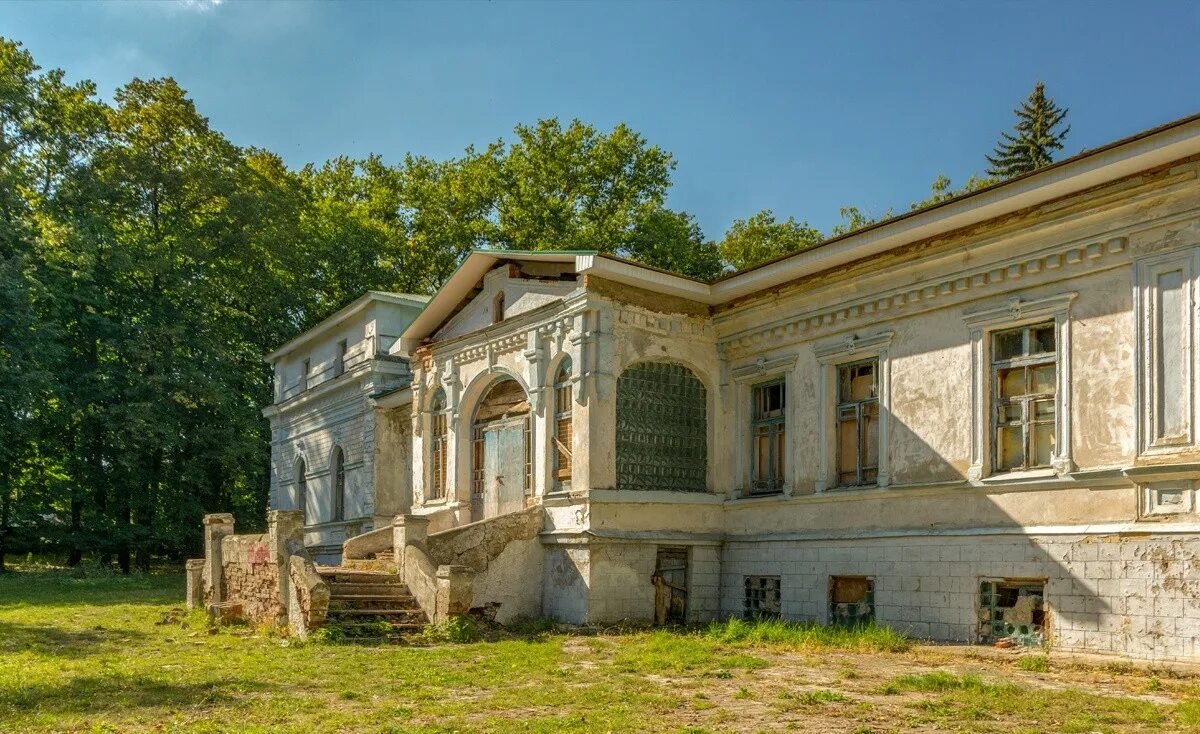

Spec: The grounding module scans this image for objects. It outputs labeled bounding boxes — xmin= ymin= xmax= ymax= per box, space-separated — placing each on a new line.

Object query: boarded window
xmin=616 ymin=362 xmax=707 ymax=492
xmin=334 ymin=339 xmax=347 ymax=377
xmin=429 ymin=389 xmax=448 ymax=501
xmin=553 ymin=359 xmax=573 ymax=487
xmin=836 ymin=359 xmax=879 ymax=486
xmin=829 ymin=576 xmax=874 ymax=627
xmin=991 ymin=323 xmax=1056 ymax=472
xmin=300 ymin=359 xmax=310 ymax=392
xmin=744 ymin=575 xmax=781 ymax=619
xmin=295 ymin=459 xmax=307 ymax=525
xmin=751 ymin=380 xmax=786 ymax=494
xmin=331 ymin=447 xmax=346 ymax=522
xmin=1154 ymin=269 xmax=1188 ymax=441
xmin=978 ymin=579 xmax=1046 ymax=647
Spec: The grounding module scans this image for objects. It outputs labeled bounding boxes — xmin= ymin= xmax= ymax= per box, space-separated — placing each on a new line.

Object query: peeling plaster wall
xmin=720 ymin=532 xmax=1200 ymax=660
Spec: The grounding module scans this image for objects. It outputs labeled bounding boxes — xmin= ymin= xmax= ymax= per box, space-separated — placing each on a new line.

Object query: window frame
xmin=428 ymin=388 xmax=449 ymax=502
xmin=330 ymin=447 xmax=346 ymax=522
xmin=750 ymin=378 xmax=787 ymax=495
xmin=963 ymin=292 xmax=1076 ymax=481
xmin=814 ymin=331 xmax=893 ymax=492
xmin=294 ymin=458 xmax=308 ymax=525
xmin=1135 ymin=249 xmax=1199 ymax=456
xmin=989 ymin=323 xmax=1058 ymax=473
xmin=551 ymin=358 xmax=574 ymax=492
xmin=334 ymin=339 xmax=348 ymax=377
xmin=835 ymin=358 xmax=881 ymax=487
xmin=730 ymin=354 xmax=797 ymax=497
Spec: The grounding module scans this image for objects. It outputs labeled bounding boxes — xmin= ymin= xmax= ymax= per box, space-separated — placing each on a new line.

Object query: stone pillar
xmin=268 ymin=509 xmax=305 ymax=621
xmin=435 ymin=564 xmax=475 ymax=621
xmin=202 ymin=513 xmax=236 ymax=604
xmin=393 ymin=514 xmax=429 ymax=575
xmin=185 ymin=559 xmax=205 ymax=609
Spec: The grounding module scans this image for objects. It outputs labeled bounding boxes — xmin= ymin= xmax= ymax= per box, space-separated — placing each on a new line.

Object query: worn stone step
xmin=329 ymin=597 xmax=418 ymax=611
xmin=316 ymin=566 xmax=400 ymax=582
xmin=331 ymin=608 xmax=426 ymax=619
xmin=340 ymin=558 xmax=397 ymax=572
xmin=325 ymin=582 xmax=409 ymax=596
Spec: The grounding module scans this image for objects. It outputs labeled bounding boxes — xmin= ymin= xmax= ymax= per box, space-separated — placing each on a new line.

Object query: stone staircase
xmin=316 ymin=560 xmax=427 ymax=642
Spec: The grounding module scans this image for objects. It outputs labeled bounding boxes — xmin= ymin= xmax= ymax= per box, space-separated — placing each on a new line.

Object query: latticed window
xmin=744 ymin=576 xmax=781 ymax=619
xmin=552 ymin=359 xmax=574 ymax=489
xmin=331 ymin=447 xmax=346 ymax=521
xmin=751 ymin=380 xmax=785 ymax=494
xmin=616 ymin=361 xmax=707 ymax=492
xmin=836 ymin=359 xmax=879 ymax=487
xmin=429 ymin=388 xmax=448 ymax=500
xmin=992 ymin=323 xmax=1056 ymax=472
xmin=472 ymin=426 xmax=485 ymax=496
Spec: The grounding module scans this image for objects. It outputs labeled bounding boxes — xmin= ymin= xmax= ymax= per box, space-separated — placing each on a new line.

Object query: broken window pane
xmin=751 ymin=380 xmax=786 ymax=493
xmin=991 ymin=322 xmax=1057 ymax=473
xmin=744 ymin=575 xmax=781 ymax=620
xmin=836 ymin=360 xmax=879 ymax=487
xmin=997 ymin=425 xmax=1024 ymax=470
xmin=993 ymin=329 xmax=1024 ymax=360
xmin=979 ymin=580 xmax=1046 ymax=646
xmin=829 ymin=576 xmax=874 ymax=628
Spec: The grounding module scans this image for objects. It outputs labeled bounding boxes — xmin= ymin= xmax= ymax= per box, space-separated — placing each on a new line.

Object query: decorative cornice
xmin=813 ymin=330 xmax=895 ymax=360
xmin=719 ymin=236 xmax=1128 ymax=351
xmin=962 ymin=291 xmax=1079 ymax=328
xmin=614 ymin=306 xmax=714 ymax=338
xmin=730 ymin=354 xmax=799 ymax=381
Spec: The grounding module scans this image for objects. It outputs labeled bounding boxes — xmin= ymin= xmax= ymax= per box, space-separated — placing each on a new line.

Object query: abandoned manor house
xmin=189 ymin=113 xmax=1200 ymax=661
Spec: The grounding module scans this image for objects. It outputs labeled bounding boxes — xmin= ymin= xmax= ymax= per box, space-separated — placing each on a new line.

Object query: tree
xmin=986 ymin=82 xmax=1070 ymax=178
xmin=620 ymin=207 xmax=723 ymax=280
xmin=718 ymin=209 xmax=822 ymax=271
xmin=493 ymin=119 xmax=674 ymax=253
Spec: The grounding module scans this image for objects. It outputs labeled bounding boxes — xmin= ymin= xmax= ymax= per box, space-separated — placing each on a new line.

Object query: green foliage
xmin=1017 ymin=654 xmax=1050 ymax=672
xmin=986 ymin=81 xmax=1071 ymax=178
xmin=620 ymin=207 xmax=723 ymax=280
xmin=702 ymin=617 xmax=911 ymax=653
xmin=422 ymin=615 xmax=483 ymax=644
xmin=717 ymin=209 xmax=822 ymax=271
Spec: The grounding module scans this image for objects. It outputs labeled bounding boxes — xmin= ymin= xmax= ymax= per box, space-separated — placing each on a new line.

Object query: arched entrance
xmin=471 ymin=377 xmax=531 ymax=520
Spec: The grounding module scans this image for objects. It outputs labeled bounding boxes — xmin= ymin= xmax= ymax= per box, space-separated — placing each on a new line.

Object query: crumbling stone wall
xmin=221 ymin=534 xmax=283 ymax=622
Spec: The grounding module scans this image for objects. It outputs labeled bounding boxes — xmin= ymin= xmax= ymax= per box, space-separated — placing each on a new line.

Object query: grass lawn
xmin=1 ymin=565 xmax=1198 ymax=733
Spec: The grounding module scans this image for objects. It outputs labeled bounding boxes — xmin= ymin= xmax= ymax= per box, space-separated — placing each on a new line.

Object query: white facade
xmin=265 ymin=114 xmax=1200 ymax=659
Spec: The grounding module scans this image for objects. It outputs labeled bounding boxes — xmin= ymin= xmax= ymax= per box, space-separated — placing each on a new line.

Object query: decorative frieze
xmin=719 ymin=236 xmax=1128 ymax=352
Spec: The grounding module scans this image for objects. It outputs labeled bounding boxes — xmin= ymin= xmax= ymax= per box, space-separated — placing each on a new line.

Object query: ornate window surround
xmin=730 ymin=354 xmax=798 ymax=496
xmin=1134 ymin=248 xmax=1200 ymax=457
xmin=813 ymin=331 xmax=894 ymax=492
xmin=963 ymin=292 xmax=1077 ymax=481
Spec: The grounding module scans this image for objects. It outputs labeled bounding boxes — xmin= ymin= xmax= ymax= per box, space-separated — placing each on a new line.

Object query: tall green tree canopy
xmin=986 ymin=82 xmax=1070 ymax=178
xmin=717 ymin=209 xmax=823 ymax=271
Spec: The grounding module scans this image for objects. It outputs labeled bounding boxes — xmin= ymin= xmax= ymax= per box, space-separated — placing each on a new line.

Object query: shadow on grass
xmin=0 ymin=620 xmax=150 ymax=658
xmin=0 ymin=570 xmax=182 ymax=608
xmin=0 ymin=675 xmax=268 ymax=720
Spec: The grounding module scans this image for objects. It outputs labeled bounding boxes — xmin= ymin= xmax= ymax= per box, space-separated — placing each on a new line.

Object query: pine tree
xmin=986 ymin=82 xmax=1070 ymax=178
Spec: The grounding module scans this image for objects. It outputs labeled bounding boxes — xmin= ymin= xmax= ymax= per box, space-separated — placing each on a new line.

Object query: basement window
xmin=744 ymin=575 xmax=781 ymax=620
xmin=829 ymin=576 xmax=874 ymax=628
xmin=978 ymin=579 xmax=1046 ymax=647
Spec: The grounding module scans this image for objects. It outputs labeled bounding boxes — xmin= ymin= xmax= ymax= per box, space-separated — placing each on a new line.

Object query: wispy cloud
xmin=175 ymin=0 xmax=225 ymax=12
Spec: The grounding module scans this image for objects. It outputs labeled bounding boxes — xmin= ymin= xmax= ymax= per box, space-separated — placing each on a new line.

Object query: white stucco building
xmin=265 ymin=113 xmax=1200 ymax=660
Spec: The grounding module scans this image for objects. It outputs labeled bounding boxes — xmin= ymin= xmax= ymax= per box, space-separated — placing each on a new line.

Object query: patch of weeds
xmin=1017 ymin=654 xmax=1049 ymax=672
xmin=613 ymin=630 xmax=768 ymax=675
xmin=1145 ymin=676 xmax=1163 ymax=692
xmin=1177 ymin=699 xmax=1200 ymax=727
xmin=505 ymin=616 xmax=559 ymax=637
xmin=733 ymin=687 xmax=751 ymax=700
xmin=880 ymin=671 xmax=1017 ymax=695
xmin=776 ymin=688 xmax=850 ymax=711
xmin=307 ymin=623 xmax=347 ymax=644
xmin=839 ymin=666 xmax=861 ymax=680
xmin=422 ymin=616 xmax=482 ymax=644
xmin=703 ymin=617 xmax=910 ymax=653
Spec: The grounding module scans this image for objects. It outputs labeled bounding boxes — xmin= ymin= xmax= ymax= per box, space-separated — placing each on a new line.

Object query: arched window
xmin=616 ymin=361 xmax=707 ymax=492
xmin=552 ymin=358 xmax=573 ymax=489
xmin=493 ymin=291 xmax=505 ymax=323
xmin=295 ymin=458 xmax=308 ymax=524
xmin=429 ymin=388 xmax=448 ymax=501
xmin=331 ymin=447 xmax=346 ymax=522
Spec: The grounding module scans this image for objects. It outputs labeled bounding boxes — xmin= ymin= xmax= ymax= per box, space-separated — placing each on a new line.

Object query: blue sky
xmin=4 ymin=1 xmax=1198 ymax=237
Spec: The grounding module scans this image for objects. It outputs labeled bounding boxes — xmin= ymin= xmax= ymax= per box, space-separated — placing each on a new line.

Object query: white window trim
xmin=730 ymin=354 xmax=798 ymax=497
xmin=963 ymin=292 xmax=1077 ymax=482
xmin=814 ymin=331 xmax=893 ymax=492
xmin=1134 ymin=248 xmax=1200 ymax=456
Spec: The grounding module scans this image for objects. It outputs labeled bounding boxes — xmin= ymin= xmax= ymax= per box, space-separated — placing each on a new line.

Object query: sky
xmin=3 ymin=0 xmax=1199 ymax=237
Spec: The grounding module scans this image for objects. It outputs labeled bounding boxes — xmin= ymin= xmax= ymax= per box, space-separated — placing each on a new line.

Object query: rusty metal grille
xmin=616 ymin=362 xmax=707 ymax=492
